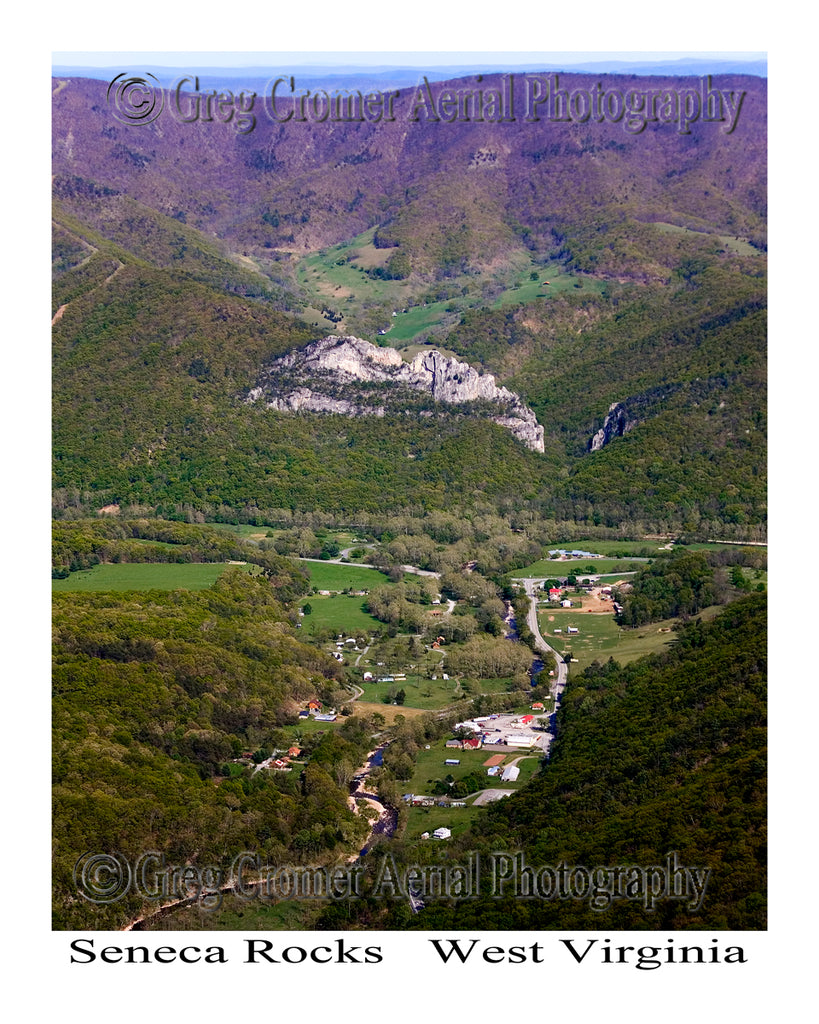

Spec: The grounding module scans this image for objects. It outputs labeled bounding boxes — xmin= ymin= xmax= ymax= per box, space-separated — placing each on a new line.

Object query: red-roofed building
xmin=463 ymin=737 xmax=482 ymax=750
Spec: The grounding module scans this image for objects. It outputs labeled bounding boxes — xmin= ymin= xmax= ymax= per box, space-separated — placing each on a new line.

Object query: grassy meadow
xmin=52 ymin=561 xmax=257 ymax=592
xmin=538 ymin=604 xmax=725 ymax=672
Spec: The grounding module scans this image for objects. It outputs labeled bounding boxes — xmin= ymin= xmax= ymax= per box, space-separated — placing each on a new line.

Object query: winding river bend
xmin=349 ymin=741 xmax=399 ymax=855
xmin=125 ymin=742 xmax=398 ymax=930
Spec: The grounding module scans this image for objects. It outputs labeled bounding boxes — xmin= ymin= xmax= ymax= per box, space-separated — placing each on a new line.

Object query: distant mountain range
xmin=52 ymin=57 xmax=767 ymax=92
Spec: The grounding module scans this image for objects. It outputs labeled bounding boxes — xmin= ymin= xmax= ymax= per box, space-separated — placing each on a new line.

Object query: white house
xmin=501 ymin=765 xmax=520 ymax=782
xmin=433 ymin=827 xmax=452 ymax=840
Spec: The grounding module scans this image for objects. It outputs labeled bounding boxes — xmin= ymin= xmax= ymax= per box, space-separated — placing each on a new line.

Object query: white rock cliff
xmin=247 ymin=335 xmax=545 ymax=453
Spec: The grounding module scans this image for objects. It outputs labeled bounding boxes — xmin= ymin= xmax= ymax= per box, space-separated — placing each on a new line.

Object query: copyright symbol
xmin=73 ymin=852 xmax=132 ymax=903
xmin=106 ymin=72 xmax=165 ymax=126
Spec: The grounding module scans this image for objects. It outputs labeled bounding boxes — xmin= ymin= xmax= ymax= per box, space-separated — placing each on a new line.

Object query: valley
xmin=51 ymin=64 xmax=767 ymax=933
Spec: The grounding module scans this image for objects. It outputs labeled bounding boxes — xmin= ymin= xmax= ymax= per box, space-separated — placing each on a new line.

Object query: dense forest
xmin=52 ymin=569 xmax=388 ymax=930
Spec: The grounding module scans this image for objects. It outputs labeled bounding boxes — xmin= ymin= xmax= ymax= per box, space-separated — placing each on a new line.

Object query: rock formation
xmin=589 ymin=402 xmax=638 ymax=451
xmin=247 ymin=335 xmax=545 ymax=452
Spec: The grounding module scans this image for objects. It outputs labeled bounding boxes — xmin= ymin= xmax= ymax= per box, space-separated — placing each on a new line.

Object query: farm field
xmin=299 ymin=595 xmax=383 ymax=633
xmin=357 ymin=674 xmax=463 ymax=710
xmin=512 ymin=556 xmax=649 ymax=577
xmin=352 ymin=701 xmax=429 ymax=723
xmin=405 ymin=802 xmax=485 ymax=840
xmin=651 ymin=221 xmax=762 ymax=257
xmin=52 ymin=561 xmax=256 ymax=592
xmin=538 ymin=604 xmax=725 ymax=672
xmin=300 ymin=560 xmax=389 ymax=591
xmin=296 ymin=232 xmax=607 ymax=344
xmin=405 ymin=744 xmax=543 ymax=800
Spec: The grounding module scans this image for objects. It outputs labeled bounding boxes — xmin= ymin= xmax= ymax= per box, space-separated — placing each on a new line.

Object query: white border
xmin=8 ymin=2 xmax=806 ymax=1018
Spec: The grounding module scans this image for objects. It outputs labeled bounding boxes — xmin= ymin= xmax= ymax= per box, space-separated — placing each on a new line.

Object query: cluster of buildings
xmin=448 ymin=713 xmax=545 ymax=748
xmin=298 ymin=700 xmax=337 ymax=722
xmin=253 ymin=745 xmax=303 ymax=773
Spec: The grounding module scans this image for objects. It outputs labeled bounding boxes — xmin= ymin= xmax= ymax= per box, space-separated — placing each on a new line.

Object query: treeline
xmin=51 ymin=519 xmax=309 ymax=598
xmin=52 ymin=571 xmax=380 ymax=930
xmin=614 ymin=550 xmax=716 ymax=626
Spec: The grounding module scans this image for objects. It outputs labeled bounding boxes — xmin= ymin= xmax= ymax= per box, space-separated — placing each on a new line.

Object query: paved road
xmin=522 ymin=579 xmax=567 ymax=700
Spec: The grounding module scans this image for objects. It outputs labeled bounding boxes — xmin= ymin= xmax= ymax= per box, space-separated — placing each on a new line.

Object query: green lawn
xmin=278 ymin=716 xmax=343 ymax=740
xmin=52 ymin=562 xmax=256 ymax=592
xmin=405 ymin=802 xmax=485 ymax=840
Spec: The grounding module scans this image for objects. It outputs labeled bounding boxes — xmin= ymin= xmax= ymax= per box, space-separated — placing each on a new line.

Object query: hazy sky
xmin=53 ymin=50 xmax=766 ymax=68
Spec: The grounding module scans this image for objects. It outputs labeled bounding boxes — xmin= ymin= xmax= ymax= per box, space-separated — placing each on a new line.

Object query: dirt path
xmin=52 ymin=257 xmax=124 ymax=326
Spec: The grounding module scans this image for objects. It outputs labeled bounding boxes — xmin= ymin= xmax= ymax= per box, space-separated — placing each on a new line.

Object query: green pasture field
xmin=300 ymin=560 xmax=390 ymax=591
xmin=405 ymin=744 xmax=543 ymax=801
xmin=52 ymin=562 xmax=256 ymax=592
xmin=297 ymin=230 xmax=414 ymax=310
xmin=385 ymin=302 xmax=459 ymax=343
xmin=652 ymin=222 xmax=761 ymax=257
xmin=299 ymin=595 xmax=383 ymax=633
xmin=278 ymin=716 xmax=343 ymax=740
xmin=405 ymin=802 xmax=485 ymax=840
xmin=512 ymin=556 xmax=649 ymax=577
xmin=206 ymin=523 xmax=272 ymax=540
xmin=538 ymin=605 xmax=724 ymax=672
xmin=492 ymin=262 xmax=605 ymax=308
xmin=356 ymin=673 xmax=464 ymax=711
